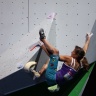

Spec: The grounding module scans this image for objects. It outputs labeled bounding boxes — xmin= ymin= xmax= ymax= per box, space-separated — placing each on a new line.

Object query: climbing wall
xmin=55 ymin=0 xmax=96 ymax=64
xmin=0 ymin=0 xmax=96 ymax=95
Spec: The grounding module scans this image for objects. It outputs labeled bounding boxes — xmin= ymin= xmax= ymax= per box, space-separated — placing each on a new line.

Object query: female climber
xmin=32 ymin=28 xmax=93 ymax=92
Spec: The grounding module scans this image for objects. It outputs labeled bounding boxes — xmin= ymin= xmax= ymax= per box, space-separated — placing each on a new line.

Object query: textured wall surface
xmin=0 ymin=0 xmax=96 ymax=94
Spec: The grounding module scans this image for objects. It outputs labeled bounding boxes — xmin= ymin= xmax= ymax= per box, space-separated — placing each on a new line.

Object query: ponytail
xmin=81 ymin=57 xmax=89 ymax=71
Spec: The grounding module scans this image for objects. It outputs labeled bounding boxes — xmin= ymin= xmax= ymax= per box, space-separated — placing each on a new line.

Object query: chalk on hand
xmin=29 ymin=41 xmax=44 ymax=51
xmin=87 ymin=32 xmax=93 ymax=38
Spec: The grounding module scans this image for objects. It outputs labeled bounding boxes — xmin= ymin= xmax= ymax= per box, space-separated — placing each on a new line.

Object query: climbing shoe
xmin=39 ymin=28 xmax=46 ymax=40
